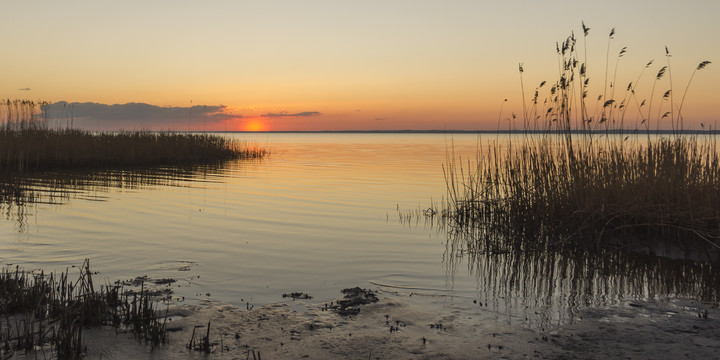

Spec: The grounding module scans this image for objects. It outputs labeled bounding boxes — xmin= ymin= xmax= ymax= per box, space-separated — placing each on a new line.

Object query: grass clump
xmin=440 ymin=24 xmax=718 ymax=258
xmin=445 ymin=136 xmax=720 ymax=254
xmin=0 ymin=260 xmax=169 ymax=358
xmin=0 ymin=128 xmax=266 ymax=173
xmin=0 ymin=100 xmax=266 ymax=174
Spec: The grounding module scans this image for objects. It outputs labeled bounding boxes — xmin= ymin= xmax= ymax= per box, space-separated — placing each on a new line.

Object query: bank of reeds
xmin=0 ymin=260 xmax=168 ymax=358
xmin=0 ymin=128 xmax=266 ymax=173
xmin=0 ymin=100 xmax=266 ymax=173
xmin=439 ymin=25 xmax=718 ymax=258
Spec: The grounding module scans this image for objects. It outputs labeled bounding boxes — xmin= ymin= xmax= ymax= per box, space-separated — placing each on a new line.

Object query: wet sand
xmin=72 ymin=291 xmax=720 ymax=359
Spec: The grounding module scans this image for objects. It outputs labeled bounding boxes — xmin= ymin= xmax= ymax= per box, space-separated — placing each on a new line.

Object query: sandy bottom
xmin=31 ymin=291 xmax=720 ymax=359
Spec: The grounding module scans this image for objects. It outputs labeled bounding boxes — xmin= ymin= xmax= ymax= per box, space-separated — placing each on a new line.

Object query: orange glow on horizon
xmin=241 ymin=119 xmax=270 ymax=132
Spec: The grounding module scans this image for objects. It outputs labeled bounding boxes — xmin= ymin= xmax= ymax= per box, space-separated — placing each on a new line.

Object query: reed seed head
xmin=697 ymin=61 xmax=711 ymax=70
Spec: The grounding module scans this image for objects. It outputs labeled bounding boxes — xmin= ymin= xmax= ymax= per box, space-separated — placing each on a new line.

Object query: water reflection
xmin=0 ymin=162 xmax=240 ymax=232
xmin=409 ymin=215 xmax=718 ymax=328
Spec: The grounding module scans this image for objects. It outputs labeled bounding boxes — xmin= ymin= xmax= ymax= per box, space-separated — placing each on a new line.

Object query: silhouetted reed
xmin=187 ymin=321 xmax=213 ymax=354
xmin=0 ymin=128 xmax=266 ymax=173
xmin=443 ymin=136 xmax=720 ymax=255
xmin=0 ymin=260 xmax=168 ymax=358
xmin=0 ymin=99 xmax=266 ymax=174
xmin=438 ymin=24 xmax=717 ymax=259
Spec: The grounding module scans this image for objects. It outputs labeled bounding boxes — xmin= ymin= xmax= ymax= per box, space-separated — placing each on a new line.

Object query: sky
xmin=1 ymin=0 xmax=718 ymax=131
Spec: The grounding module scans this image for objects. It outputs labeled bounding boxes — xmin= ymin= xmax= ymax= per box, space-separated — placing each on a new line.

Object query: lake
xmin=0 ymin=133 xmax=715 ymax=327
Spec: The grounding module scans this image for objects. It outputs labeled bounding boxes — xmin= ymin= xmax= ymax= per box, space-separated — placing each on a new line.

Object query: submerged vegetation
xmin=0 ymin=99 xmax=266 ymax=174
xmin=437 ymin=24 xmax=717 ymax=260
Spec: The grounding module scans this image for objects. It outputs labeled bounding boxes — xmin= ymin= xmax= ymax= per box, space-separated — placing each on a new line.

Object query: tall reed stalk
xmin=439 ymin=24 xmax=716 ymax=258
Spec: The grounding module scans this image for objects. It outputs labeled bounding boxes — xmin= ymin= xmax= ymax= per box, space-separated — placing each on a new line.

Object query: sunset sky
xmin=1 ymin=1 xmax=718 ymax=131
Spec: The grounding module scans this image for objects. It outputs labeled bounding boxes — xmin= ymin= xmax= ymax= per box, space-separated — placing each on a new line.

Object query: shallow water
xmin=0 ymin=133 xmax=716 ymax=327
xmin=0 ymin=134 xmax=484 ymax=304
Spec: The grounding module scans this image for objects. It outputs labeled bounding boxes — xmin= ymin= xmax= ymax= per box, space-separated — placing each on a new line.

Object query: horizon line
xmin=162 ymin=129 xmax=720 ymax=135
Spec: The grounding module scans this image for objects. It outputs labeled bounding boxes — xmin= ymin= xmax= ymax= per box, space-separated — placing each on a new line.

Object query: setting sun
xmin=242 ymin=119 xmax=269 ymax=132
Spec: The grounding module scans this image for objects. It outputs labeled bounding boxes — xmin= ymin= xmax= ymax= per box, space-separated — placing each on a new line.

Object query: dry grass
xmin=0 ymin=128 xmax=265 ymax=173
xmin=0 ymin=99 xmax=266 ymax=174
xmin=438 ymin=25 xmax=718 ymax=257
xmin=443 ymin=136 xmax=720 ymax=253
xmin=0 ymin=260 xmax=168 ymax=358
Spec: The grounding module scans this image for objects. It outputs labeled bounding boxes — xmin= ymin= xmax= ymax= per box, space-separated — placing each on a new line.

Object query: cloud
xmin=18 ymin=88 xmax=31 ymax=91
xmin=261 ymin=111 xmax=321 ymax=117
xmin=43 ymin=102 xmax=236 ymax=130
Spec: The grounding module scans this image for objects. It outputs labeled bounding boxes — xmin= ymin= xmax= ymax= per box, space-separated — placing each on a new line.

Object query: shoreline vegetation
xmin=1 ymin=24 xmax=718 ymax=359
xmin=0 ymin=260 xmax=168 ymax=358
xmin=433 ymin=25 xmax=718 ymax=261
xmin=3 ymin=262 xmax=718 ymax=359
xmin=1 ymin=100 xmax=266 ymax=174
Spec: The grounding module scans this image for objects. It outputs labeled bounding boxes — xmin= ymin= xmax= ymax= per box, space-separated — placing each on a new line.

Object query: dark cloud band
xmin=42 ymin=101 xmax=232 ymax=129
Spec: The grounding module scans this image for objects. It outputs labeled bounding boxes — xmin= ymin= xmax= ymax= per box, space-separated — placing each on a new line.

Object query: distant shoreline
xmin=174 ymin=129 xmax=720 ymax=135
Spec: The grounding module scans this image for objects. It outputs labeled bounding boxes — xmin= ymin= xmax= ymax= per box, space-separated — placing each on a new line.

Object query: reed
xmin=438 ymin=24 xmax=717 ymax=257
xmin=187 ymin=321 xmax=213 ymax=353
xmin=0 ymin=260 xmax=169 ymax=358
xmin=0 ymin=100 xmax=266 ymax=174
xmin=443 ymin=136 xmax=719 ymax=252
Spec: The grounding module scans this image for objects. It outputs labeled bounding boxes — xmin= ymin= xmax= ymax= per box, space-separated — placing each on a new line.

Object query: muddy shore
xmin=70 ymin=290 xmax=720 ymax=359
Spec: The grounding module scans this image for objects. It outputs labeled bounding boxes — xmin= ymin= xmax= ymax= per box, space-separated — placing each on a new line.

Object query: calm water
xmin=1 ymin=133 xmax=715 ymax=326
xmin=0 ymin=134 xmax=484 ymax=305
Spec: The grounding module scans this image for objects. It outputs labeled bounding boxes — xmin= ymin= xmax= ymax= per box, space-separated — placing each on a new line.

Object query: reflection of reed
xmin=444 ymin=221 xmax=719 ymax=327
xmin=400 ymin=213 xmax=718 ymax=328
xmin=0 ymin=162 xmax=240 ymax=231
